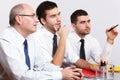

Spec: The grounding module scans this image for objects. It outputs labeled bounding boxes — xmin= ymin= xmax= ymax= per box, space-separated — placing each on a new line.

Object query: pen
xmin=108 ymin=24 xmax=119 ymax=32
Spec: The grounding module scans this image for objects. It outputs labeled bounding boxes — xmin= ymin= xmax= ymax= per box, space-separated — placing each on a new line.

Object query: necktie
xmin=24 ymin=39 xmax=31 ymax=69
xmin=52 ymin=35 xmax=57 ymax=56
xmin=80 ymin=39 xmax=86 ymax=60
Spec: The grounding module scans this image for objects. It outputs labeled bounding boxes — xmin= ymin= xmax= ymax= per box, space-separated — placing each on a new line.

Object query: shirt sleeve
xmin=20 ymin=70 xmax=62 ymax=80
xmin=64 ymin=39 xmax=79 ymax=63
xmin=100 ymin=42 xmax=113 ymax=62
xmin=0 ymin=39 xmax=62 ymax=80
xmin=90 ymin=38 xmax=102 ymax=63
xmin=33 ymin=35 xmax=62 ymax=72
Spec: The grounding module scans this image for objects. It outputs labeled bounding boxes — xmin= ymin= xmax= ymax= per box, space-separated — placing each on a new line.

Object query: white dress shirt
xmin=0 ymin=27 xmax=62 ymax=80
xmin=67 ymin=31 xmax=113 ymax=63
xmin=34 ymin=27 xmax=113 ymax=68
xmin=34 ymin=27 xmax=54 ymax=62
xmin=34 ymin=27 xmax=79 ymax=68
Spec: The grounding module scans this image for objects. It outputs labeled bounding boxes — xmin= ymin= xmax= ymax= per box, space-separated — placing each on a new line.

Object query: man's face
xmin=17 ymin=5 xmax=38 ymax=37
xmin=72 ymin=15 xmax=91 ymax=38
xmin=42 ymin=7 xmax=61 ymax=34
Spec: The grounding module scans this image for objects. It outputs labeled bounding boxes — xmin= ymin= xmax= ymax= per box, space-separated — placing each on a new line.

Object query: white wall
xmin=0 ymin=0 xmax=120 ymax=65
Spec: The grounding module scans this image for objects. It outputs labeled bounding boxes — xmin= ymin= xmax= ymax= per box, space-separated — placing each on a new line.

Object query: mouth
xmin=33 ymin=24 xmax=37 ymax=27
xmin=85 ymin=28 xmax=90 ymax=32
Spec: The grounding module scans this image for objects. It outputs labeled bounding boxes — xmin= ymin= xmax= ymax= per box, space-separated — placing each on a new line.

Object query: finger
xmin=54 ymin=25 xmax=61 ymax=32
xmin=57 ymin=25 xmax=66 ymax=33
xmin=69 ymin=66 xmax=76 ymax=69
xmin=72 ymin=71 xmax=81 ymax=76
xmin=69 ymin=78 xmax=76 ymax=80
xmin=79 ymin=69 xmax=84 ymax=77
xmin=73 ymin=70 xmax=84 ymax=79
xmin=72 ymin=75 xmax=81 ymax=80
xmin=72 ymin=68 xmax=81 ymax=72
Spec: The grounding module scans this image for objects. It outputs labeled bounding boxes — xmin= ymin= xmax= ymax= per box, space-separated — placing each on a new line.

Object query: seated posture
xmin=66 ymin=9 xmax=118 ymax=65
xmin=35 ymin=1 xmax=118 ymax=72
xmin=0 ymin=3 xmax=83 ymax=80
xmin=35 ymin=1 xmax=96 ymax=71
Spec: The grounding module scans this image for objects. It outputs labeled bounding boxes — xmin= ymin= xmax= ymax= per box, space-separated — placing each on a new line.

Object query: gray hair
xmin=9 ymin=4 xmax=25 ymax=26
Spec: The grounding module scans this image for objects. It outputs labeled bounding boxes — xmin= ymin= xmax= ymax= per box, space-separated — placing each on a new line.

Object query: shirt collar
xmin=72 ymin=31 xmax=87 ymax=43
xmin=11 ymin=27 xmax=25 ymax=44
xmin=43 ymin=27 xmax=57 ymax=39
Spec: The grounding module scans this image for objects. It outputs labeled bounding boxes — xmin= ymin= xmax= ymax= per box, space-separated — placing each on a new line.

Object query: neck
xmin=13 ymin=25 xmax=28 ymax=38
xmin=79 ymin=34 xmax=85 ymax=39
xmin=44 ymin=26 xmax=56 ymax=34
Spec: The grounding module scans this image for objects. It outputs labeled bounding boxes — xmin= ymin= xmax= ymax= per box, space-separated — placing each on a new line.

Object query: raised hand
xmin=106 ymin=25 xmax=118 ymax=44
xmin=57 ymin=25 xmax=69 ymax=39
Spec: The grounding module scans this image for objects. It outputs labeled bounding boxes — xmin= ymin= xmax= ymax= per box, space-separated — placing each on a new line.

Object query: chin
xmin=86 ymin=31 xmax=90 ymax=34
xmin=32 ymin=29 xmax=37 ymax=33
xmin=85 ymin=33 xmax=89 ymax=35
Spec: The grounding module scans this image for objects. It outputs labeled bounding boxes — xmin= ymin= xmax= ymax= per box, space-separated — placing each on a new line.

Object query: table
xmin=84 ymin=72 xmax=120 ymax=80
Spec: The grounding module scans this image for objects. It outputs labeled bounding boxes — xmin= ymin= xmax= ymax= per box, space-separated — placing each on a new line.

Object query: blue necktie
xmin=52 ymin=35 xmax=57 ymax=56
xmin=80 ymin=39 xmax=86 ymax=60
xmin=24 ymin=39 xmax=31 ymax=69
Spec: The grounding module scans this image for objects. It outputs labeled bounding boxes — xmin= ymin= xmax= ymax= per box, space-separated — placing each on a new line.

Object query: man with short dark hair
xmin=67 ymin=9 xmax=118 ymax=65
xmin=0 ymin=3 xmax=83 ymax=80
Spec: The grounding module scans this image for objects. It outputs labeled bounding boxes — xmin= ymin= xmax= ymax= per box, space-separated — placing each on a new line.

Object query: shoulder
xmin=0 ymin=27 xmax=13 ymax=40
xmin=0 ymin=27 xmax=23 ymax=45
xmin=85 ymin=35 xmax=100 ymax=44
xmin=34 ymin=27 xmax=45 ymax=36
xmin=68 ymin=31 xmax=77 ymax=39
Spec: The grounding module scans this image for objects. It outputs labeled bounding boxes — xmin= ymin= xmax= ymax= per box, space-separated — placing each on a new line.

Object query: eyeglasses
xmin=18 ymin=14 xmax=37 ymax=18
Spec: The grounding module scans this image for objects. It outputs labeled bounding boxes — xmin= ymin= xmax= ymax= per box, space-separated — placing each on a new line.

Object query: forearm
xmin=107 ymin=38 xmax=114 ymax=44
xmin=75 ymin=59 xmax=92 ymax=69
xmin=52 ymin=37 xmax=66 ymax=66
xmin=100 ymin=41 xmax=113 ymax=62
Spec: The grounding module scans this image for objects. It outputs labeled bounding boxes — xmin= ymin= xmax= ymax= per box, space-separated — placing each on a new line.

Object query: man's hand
xmin=106 ymin=26 xmax=118 ymax=44
xmin=57 ymin=25 xmax=69 ymax=39
xmin=90 ymin=64 xmax=101 ymax=72
xmin=61 ymin=66 xmax=84 ymax=80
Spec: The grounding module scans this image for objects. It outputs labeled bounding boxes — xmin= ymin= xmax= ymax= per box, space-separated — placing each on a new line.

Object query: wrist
xmin=89 ymin=64 xmax=93 ymax=70
xmin=107 ymin=38 xmax=114 ymax=44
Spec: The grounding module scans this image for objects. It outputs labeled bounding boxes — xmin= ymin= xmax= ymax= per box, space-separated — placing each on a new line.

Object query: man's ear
xmin=41 ymin=18 xmax=46 ymax=25
xmin=71 ymin=23 xmax=76 ymax=30
xmin=15 ymin=15 xmax=22 ymax=24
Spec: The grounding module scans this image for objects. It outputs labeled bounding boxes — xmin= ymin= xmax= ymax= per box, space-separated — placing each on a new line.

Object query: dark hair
xmin=36 ymin=1 xmax=57 ymax=25
xmin=70 ymin=9 xmax=88 ymax=24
